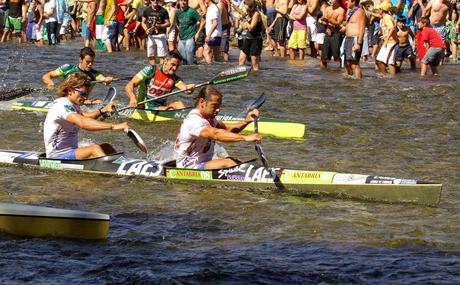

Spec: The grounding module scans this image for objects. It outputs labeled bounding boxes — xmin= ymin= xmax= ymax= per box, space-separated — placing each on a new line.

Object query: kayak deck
xmin=0 ymin=149 xmax=442 ymax=206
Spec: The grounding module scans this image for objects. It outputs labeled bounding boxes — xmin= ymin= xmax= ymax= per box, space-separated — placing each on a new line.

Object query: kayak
xmin=0 ymin=149 xmax=442 ymax=206
xmin=0 ymin=202 xmax=109 ymax=239
xmin=11 ymin=100 xmax=305 ymax=139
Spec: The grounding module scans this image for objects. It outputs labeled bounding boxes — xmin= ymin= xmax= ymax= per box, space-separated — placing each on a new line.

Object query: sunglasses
xmin=74 ymin=88 xmax=90 ymax=97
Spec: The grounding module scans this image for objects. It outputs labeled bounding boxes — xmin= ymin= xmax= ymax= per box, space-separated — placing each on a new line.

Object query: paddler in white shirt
xmin=175 ymin=86 xmax=262 ymax=169
xmin=43 ymin=73 xmax=129 ymax=160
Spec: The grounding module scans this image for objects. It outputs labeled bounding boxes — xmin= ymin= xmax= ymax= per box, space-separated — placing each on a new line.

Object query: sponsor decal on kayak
xmin=215 ymin=164 xmax=281 ymax=182
xmin=0 ymin=151 xmax=22 ymax=163
xmin=333 ymin=174 xmax=369 ymax=184
xmin=282 ymin=170 xmax=334 ymax=184
xmin=117 ymin=161 xmax=162 ymax=177
xmin=166 ymin=169 xmax=212 ymax=180
xmin=365 ymin=176 xmax=417 ymax=185
xmin=40 ymin=159 xmax=62 ymax=169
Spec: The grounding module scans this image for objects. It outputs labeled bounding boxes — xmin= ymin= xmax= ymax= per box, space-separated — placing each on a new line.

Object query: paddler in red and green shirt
xmin=42 ymin=47 xmax=113 ymax=88
xmin=125 ymin=50 xmax=195 ymax=110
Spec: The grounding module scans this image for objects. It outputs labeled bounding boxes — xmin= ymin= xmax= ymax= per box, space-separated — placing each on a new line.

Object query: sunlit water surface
xmin=0 ymin=41 xmax=459 ymax=284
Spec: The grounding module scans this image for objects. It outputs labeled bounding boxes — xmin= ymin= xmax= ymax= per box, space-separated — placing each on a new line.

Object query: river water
xmin=0 ymin=41 xmax=459 ymax=284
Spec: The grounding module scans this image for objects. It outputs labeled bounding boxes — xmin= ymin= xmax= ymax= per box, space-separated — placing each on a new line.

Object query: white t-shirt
xmin=205 ymin=3 xmax=222 ymax=38
xmin=175 ymin=109 xmax=218 ymax=168
xmin=43 ymin=97 xmax=81 ymax=158
xmin=44 ymin=0 xmax=57 ymax=23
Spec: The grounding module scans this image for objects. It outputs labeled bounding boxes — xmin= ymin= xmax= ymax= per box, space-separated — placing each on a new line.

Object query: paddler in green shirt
xmin=42 ymin=47 xmax=114 ymax=88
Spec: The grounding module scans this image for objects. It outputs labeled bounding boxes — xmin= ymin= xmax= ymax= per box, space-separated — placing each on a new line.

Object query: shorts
xmin=195 ymin=29 xmax=205 ymax=47
xmin=394 ymin=44 xmax=415 ymax=61
xmin=145 ymin=98 xmax=167 ymax=109
xmin=35 ymin=24 xmax=44 ymax=40
xmin=315 ymin=33 xmax=325 ymax=45
xmin=102 ymin=20 xmax=117 ymax=43
xmin=241 ymin=37 xmax=263 ymax=57
xmin=274 ymin=16 xmax=288 ymax=43
xmin=422 ymin=47 xmax=445 ymax=66
xmin=221 ymin=24 xmax=230 ymax=52
xmin=59 ymin=16 xmax=71 ymax=35
xmin=207 ymin=36 xmax=221 ymax=47
xmin=432 ymin=24 xmax=447 ymax=42
xmin=126 ymin=21 xmax=136 ymax=34
xmin=5 ymin=16 xmax=22 ymax=33
xmin=82 ymin=20 xmax=92 ymax=40
xmin=376 ymin=42 xmax=397 ymax=65
xmin=26 ymin=22 xmax=36 ymax=41
xmin=447 ymin=21 xmax=458 ymax=43
xmin=167 ymin=26 xmax=176 ymax=42
xmin=117 ymin=20 xmax=125 ymax=35
xmin=321 ymin=31 xmax=343 ymax=61
xmin=50 ymin=149 xmax=77 ymax=160
xmin=307 ymin=16 xmax=317 ymax=42
xmin=147 ymin=34 xmax=168 ymax=58
xmin=343 ymin=36 xmax=362 ymax=62
xmin=287 ymin=29 xmax=307 ymax=49
xmin=68 ymin=5 xmax=76 ymax=19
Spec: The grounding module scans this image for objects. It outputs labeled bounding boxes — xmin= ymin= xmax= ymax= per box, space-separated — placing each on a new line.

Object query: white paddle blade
xmin=102 ymin=87 xmax=117 ymax=104
xmin=125 ymin=128 xmax=148 ymax=153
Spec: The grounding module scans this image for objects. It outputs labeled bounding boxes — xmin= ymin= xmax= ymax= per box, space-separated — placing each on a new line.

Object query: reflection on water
xmin=0 ymin=41 xmax=459 ymax=283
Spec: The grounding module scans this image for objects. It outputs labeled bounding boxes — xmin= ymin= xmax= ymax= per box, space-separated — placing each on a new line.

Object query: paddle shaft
xmin=117 ymin=81 xmax=209 ymax=112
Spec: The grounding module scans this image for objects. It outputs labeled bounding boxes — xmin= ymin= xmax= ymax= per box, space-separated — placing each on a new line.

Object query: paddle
xmin=102 ymin=86 xmax=117 ymax=104
xmin=117 ymin=65 xmax=252 ymax=113
xmin=0 ymin=77 xmax=132 ymax=101
xmin=248 ymin=94 xmax=281 ymax=183
xmin=108 ymin=87 xmax=148 ymax=153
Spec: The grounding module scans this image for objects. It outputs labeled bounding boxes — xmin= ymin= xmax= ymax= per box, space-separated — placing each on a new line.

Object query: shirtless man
xmin=343 ymin=0 xmax=367 ymax=79
xmin=272 ymin=0 xmax=289 ymax=57
xmin=423 ymin=0 xmax=450 ymax=42
xmin=394 ymin=16 xmax=416 ymax=71
xmin=319 ymin=0 xmax=345 ymax=68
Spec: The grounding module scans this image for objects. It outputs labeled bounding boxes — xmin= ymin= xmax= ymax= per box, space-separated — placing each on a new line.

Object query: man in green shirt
xmin=42 ymin=47 xmax=113 ymax=88
xmin=176 ymin=0 xmax=202 ymax=64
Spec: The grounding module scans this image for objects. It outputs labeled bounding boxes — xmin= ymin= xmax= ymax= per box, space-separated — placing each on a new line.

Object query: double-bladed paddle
xmin=0 ymin=77 xmax=131 ymax=101
xmin=117 ymin=66 xmax=252 ymax=113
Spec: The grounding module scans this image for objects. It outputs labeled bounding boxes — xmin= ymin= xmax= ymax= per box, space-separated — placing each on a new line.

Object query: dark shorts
xmin=68 ymin=5 xmax=76 ymax=20
xmin=241 ymin=37 xmax=263 ymax=57
xmin=344 ymin=36 xmax=362 ymax=62
xmin=394 ymin=45 xmax=415 ymax=61
xmin=266 ymin=7 xmax=276 ymax=37
xmin=207 ymin=36 xmax=221 ymax=47
xmin=422 ymin=47 xmax=445 ymax=66
xmin=321 ymin=31 xmax=343 ymax=61
xmin=195 ymin=29 xmax=205 ymax=47
xmin=274 ymin=16 xmax=288 ymax=43
xmin=117 ymin=21 xmax=125 ymax=35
